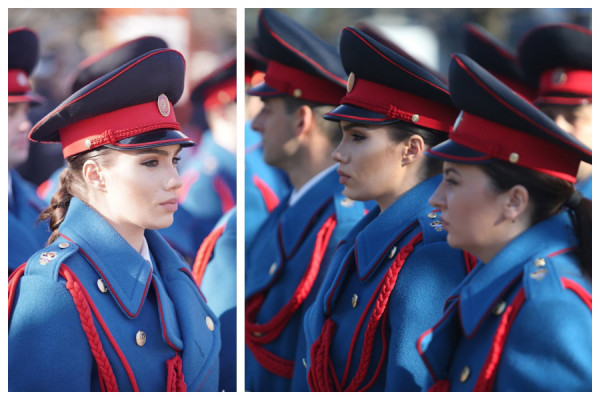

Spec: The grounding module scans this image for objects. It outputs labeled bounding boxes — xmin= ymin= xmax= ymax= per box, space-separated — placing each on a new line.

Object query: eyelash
xmin=351 ymin=133 xmax=366 ymax=142
xmin=141 ymin=157 xmax=181 ymax=167
xmin=444 ymin=177 xmax=458 ymax=186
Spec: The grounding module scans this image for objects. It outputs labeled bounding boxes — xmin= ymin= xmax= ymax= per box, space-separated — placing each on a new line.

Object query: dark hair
xmin=39 ymin=147 xmax=113 ymax=245
xmin=281 ymin=96 xmax=342 ymax=146
xmin=386 ymin=120 xmax=449 ymax=179
xmin=481 ymin=161 xmax=591 ymax=279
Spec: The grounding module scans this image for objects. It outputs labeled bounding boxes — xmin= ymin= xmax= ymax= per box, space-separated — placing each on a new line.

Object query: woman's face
xmin=99 ymin=144 xmax=183 ymax=234
xmin=429 ymin=162 xmax=509 ymax=262
xmin=333 ymin=121 xmax=408 ymax=211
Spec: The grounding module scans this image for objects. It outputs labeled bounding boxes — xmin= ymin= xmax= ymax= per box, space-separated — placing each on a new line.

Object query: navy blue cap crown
xmin=464 ymin=23 xmax=536 ymax=101
xmin=8 ymin=27 xmax=44 ymax=104
xmin=324 ymin=27 xmax=458 ymax=133
xmin=71 ymin=35 xmax=168 ymax=94
xmin=247 ymin=8 xmax=347 ymax=104
xmin=517 ymin=23 xmax=592 ymax=105
xmin=427 ymin=53 xmax=591 ymax=182
xmin=29 ymin=49 xmax=194 ymax=158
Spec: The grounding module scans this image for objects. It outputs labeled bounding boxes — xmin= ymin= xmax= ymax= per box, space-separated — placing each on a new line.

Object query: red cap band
xmin=59 ymin=100 xmax=181 ymax=158
xmin=537 ymin=68 xmax=592 ymax=105
xmin=341 ymin=77 xmax=458 ymax=132
xmin=451 ymin=111 xmax=580 ymax=182
xmin=264 ymin=60 xmax=346 ymax=104
xmin=203 ymin=77 xmax=236 ymax=110
xmin=8 ymin=69 xmax=31 ymax=94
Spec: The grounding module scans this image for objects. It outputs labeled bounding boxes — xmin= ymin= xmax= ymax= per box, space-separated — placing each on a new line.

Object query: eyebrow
xmin=134 ymin=147 xmax=182 ymax=157
xmin=341 ymin=122 xmax=372 ymax=132
xmin=443 ymin=166 xmax=460 ymax=176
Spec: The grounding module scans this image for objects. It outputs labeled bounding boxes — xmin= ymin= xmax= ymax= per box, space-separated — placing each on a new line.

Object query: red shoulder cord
xmin=9 ymin=264 xmax=188 ymax=392
xmin=245 ymin=215 xmax=337 ymax=379
xmin=308 ymin=232 xmax=424 ymax=391
xmin=252 ymin=174 xmax=281 ymax=212
xmin=192 ymin=224 xmax=227 ymax=287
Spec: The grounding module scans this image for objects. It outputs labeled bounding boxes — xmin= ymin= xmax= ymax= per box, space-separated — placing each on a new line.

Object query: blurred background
xmin=9 ymin=8 xmax=236 ymax=185
xmin=245 ymin=8 xmax=591 ymax=83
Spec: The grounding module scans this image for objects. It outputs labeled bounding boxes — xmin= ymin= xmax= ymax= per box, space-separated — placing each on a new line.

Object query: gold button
xmin=509 ymin=152 xmax=519 ymax=163
xmin=269 ymin=262 xmax=277 ymax=275
xmin=58 ymin=242 xmax=70 ymax=249
xmin=252 ymin=331 xmax=263 ymax=337
xmin=411 ymin=114 xmax=420 ymax=123
xmin=302 ymin=358 xmax=307 ymax=368
xmin=346 ymin=72 xmax=356 ymax=92
xmin=84 ymin=139 xmax=92 ymax=149
xmin=351 ymin=294 xmax=358 ymax=308
xmin=460 ymin=366 xmax=470 ymax=383
xmin=534 ymin=258 xmax=546 ymax=267
xmin=136 ymin=330 xmax=146 ymax=347
xmin=388 ymin=246 xmax=397 ymax=259
xmin=427 ymin=212 xmax=437 ymax=219
xmin=530 ymin=268 xmax=548 ymax=281
xmin=492 ymin=300 xmax=506 ymax=316
xmin=97 ymin=279 xmax=108 ymax=293
xmin=206 ymin=316 xmax=215 ymax=331
xmin=293 ymin=88 xmax=302 ymax=98
xmin=341 ymin=197 xmax=355 ymax=207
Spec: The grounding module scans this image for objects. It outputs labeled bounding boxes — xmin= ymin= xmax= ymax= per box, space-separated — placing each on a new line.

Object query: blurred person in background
xmin=8 ymin=27 xmax=50 ymax=274
xmin=518 ymin=23 xmax=592 ymax=199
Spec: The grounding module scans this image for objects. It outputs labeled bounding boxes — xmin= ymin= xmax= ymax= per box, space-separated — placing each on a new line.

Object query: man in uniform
xmin=244 ymin=9 xmax=368 ymax=391
xmin=518 ymin=23 xmax=592 ymax=199
xmin=8 ymin=27 xmax=49 ymax=273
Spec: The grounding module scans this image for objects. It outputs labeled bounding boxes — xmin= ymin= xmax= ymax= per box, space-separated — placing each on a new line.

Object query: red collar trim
xmin=264 ymin=60 xmax=345 ymax=104
xmin=59 ymin=100 xmax=180 ymax=158
xmin=341 ymin=77 xmax=457 ymax=132
xmin=451 ymin=111 xmax=580 ymax=182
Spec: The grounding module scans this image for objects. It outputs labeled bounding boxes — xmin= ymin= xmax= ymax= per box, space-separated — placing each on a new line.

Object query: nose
xmin=553 ymin=114 xmax=573 ymax=135
xmin=428 ymin=181 xmax=446 ymax=209
xmin=251 ymin=111 xmax=264 ymax=134
xmin=332 ymin=142 xmax=348 ymax=163
xmin=166 ymin=168 xmax=183 ymax=192
xmin=18 ymin=115 xmax=32 ymax=134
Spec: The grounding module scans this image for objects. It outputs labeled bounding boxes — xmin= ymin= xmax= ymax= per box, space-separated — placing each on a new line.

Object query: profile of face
xmin=88 ymin=144 xmax=183 ymax=235
xmin=250 ymin=97 xmax=298 ymax=169
xmin=333 ymin=121 xmax=412 ymax=211
xmin=429 ymin=162 xmax=518 ymax=263
xmin=8 ymin=102 xmax=32 ymax=168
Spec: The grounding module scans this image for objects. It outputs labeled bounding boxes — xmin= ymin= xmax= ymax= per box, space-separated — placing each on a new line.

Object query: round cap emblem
xmin=17 ymin=72 xmax=28 ymax=88
xmin=157 ymin=94 xmax=170 ymax=117
xmin=552 ymin=68 xmax=567 ymax=85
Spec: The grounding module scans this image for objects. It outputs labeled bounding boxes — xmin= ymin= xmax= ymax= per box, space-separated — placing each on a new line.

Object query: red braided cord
xmin=245 ymin=215 xmax=337 ymax=378
xmin=8 ymin=264 xmax=26 ymax=323
xmin=309 ymin=232 xmax=423 ymax=391
xmin=473 ymin=288 xmax=526 ymax=391
xmin=192 ymin=224 xmax=226 ymax=287
xmin=60 ymin=267 xmax=119 ymax=392
xmin=166 ymin=353 xmax=188 ymax=392
xmin=252 ymin=174 xmax=281 ymax=212
xmin=428 ymin=379 xmax=450 ymax=391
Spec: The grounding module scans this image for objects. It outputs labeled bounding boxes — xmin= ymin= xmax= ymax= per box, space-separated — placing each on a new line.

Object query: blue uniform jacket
xmin=197 ymin=208 xmax=237 ymax=392
xmin=245 ymin=167 xmax=367 ymax=391
xmin=417 ymin=212 xmax=591 ymax=391
xmin=8 ymin=168 xmax=50 ymax=273
xmin=576 ymin=175 xmax=591 ymax=200
xmin=159 ymin=131 xmax=236 ymax=260
xmin=9 ymin=198 xmax=221 ymax=391
xmin=303 ymin=175 xmax=470 ymax=391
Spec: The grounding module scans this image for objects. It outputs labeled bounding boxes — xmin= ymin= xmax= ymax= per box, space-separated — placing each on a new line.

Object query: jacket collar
xmin=457 ymin=212 xmax=577 ymax=337
xmin=279 ymin=168 xmax=344 ymax=257
xmin=59 ymin=198 xmax=153 ymax=319
xmin=354 ymin=175 xmax=442 ymax=280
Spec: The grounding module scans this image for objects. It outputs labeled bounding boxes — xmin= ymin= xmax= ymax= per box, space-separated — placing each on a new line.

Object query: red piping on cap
xmin=341 ymin=78 xmax=457 ymax=132
xmin=264 ymin=60 xmax=346 ymax=104
xmin=451 ymin=111 xmax=580 ymax=182
xmin=59 ymin=100 xmax=180 ymax=158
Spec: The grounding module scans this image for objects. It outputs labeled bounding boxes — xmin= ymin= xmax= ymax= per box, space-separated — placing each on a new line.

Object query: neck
xmin=286 ymin=145 xmax=336 ymax=190
xmin=475 ymin=219 xmax=531 ymax=264
xmin=378 ymin=164 xmax=424 ymax=213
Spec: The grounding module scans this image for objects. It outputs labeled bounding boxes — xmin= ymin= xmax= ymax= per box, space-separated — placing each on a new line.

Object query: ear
xmin=292 ymin=105 xmax=314 ymax=138
xmin=402 ymin=134 xmax=425 ymax=166
xmin=503 ymin=184 xmax=529 ymax=222
xmin=82 ymin=159 xmax=106 ymax=192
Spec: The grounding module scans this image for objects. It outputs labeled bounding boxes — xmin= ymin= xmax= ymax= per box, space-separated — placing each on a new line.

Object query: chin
xmin=147 ymin=215 xmax=174 ymax=230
